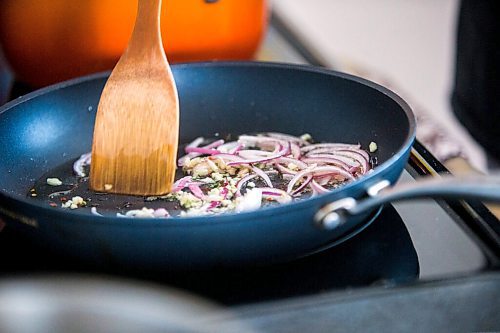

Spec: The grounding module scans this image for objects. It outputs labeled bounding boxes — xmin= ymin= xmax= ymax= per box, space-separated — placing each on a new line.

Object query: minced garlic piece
xmin=46 ymin=178 xmax=63 ymax=186
xmin=62 ymin=196 xmax=86 ymax=209
xmin=300 ymin=133 xmax=312 ymax=142
xmin=369 ymin=141 xmax=378 ymax=153
xmin=211 ymin=172 xmax=224 ymax=181
xmin=287 ymin=163 xmax=299 ymax=171
xmin=177 ymin=191 xmax=203 ymax=209
xmin=192 ymin=162 xmax=211 ymax=177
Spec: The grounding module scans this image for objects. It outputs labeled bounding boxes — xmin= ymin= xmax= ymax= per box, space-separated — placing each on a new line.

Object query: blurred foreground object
xmin=0 ymin=275 xmax=254 ymax=333
xmin=0 ymin=0 xmax=268 ymax=88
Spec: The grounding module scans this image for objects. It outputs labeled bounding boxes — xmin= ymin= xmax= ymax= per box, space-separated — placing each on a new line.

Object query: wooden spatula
xmin=90 ymin=0 xmax=179 ymax=196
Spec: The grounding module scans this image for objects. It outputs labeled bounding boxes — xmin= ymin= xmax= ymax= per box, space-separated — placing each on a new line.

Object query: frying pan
xmin=0 ymin=62 xmax=498 ymax=271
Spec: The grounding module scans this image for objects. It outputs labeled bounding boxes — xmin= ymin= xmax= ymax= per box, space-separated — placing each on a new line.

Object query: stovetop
xmin=0 ymin=13 xmax=499 ymax=315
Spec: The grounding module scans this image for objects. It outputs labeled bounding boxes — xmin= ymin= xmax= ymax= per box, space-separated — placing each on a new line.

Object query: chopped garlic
xmin=206 ymin=159 xmax=219 ymax=172
xmin=46 ymin=178 xmax=63 ymax=186
xmin=221 ymin=199 xmax=232 ymax=207
xmin=62 ymin=196 xmax=86 ymax=209
xmin=177 ymin=191 xmax=203 ymax=209
xmin=211 ymin=172 xmax=224 ymax=181
xmin=192 ymin=162 xmax=211 ymax=177
xmin=208 ymin=188 xmax=220 ymax=196
xmin=300 ymin=133 xmax=312 ymax=142
xmin=369 ymin=141 xmax=378 ymax=153
xmin=72 ymin=196 xmax=85 ymax=205
xmin=104 ymin=184 xmax=113 ymax=191
xmin=199 ymin=177 xmax=215 ymax=184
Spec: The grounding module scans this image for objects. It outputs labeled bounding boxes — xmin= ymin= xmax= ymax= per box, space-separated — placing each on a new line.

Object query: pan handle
xmin=314 ymin=174 xmax=500 ymax=230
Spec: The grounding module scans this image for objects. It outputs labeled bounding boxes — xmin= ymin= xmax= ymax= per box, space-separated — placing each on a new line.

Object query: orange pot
xmin=0 ymin=0 xmax=268 ymax=88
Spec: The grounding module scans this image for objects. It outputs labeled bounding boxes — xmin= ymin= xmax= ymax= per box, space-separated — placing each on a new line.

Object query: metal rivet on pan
xmin=321 ymin=212 xmax=342 ymax=230
xmin=314 ymin=197 xmax=357 ymax=230
xmin=367 ymin=179 xmax=391 ymax=197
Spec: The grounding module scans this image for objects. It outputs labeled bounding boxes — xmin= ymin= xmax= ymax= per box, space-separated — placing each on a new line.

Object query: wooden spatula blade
xmin=90 ymin=0 xmax=179 ymax=196
xmin=91 ymin=76 xmax=178 ymax=195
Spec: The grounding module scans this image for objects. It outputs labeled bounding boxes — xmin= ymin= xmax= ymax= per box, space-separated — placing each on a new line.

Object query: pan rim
xmin=0 ymin=61 xmax=416 ymax=226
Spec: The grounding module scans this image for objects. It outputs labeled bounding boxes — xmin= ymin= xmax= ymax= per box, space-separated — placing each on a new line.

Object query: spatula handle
xmin=127 ymin=0 xmax=163 ymax=54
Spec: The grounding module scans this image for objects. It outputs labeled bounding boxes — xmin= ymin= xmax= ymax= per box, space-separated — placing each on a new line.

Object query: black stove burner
xmin=0 ymin=204 xmax=418 ymax=305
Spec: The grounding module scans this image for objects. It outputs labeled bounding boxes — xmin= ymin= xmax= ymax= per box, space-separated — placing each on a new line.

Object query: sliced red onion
xmin=275 ymin=164 xmax=297 ymax=175
xmin=171 ymin=176 xmax=193 ymax=192
xmin=237 ymin=149 xmax=274 ymax=159
xmin=290 ymin=142 xmax=301 ymax=159
xmin=186 ymin=137 xmax=205 ymax=148
xmin=228 ymin=143 xmax=290 ymax=166
xmin=209 ymin=154 xmax=247 ymax=163
xmin=229 ymin=143 xmax=244 ymax=154
xmin=259 ymin=187 xmax=292 ymax=203
xmin=73 ymin=153 xmax=91 ymax=177
xmin=287 ymin=165 xmax=354 ymax=193
xmin=235 ymin=174 xmax=259 ymax=194
xmin=217 ymin=141 xmax=240 ymax=154
xmin=219 ymin=186 xmax=229 ymax=199
xmin=300 ymin=156 xmax=351 ymax=171
xmin=309 ymin=179 xmax=330 ymax=194
xmin=291 ymin=174 xmax=313 ymax=196
xmin=286 ymin=166 xmax=316 ymax=194
xmin=300 ymin=142 xmax=361 ymax=153
xmin=305 ymin=153 xmax=359 ymax=168
xmin=332 ymin=149 xmax=370 ymax=174
xmin=264 ymin=132 xmax=310 ymax=147
xmin=238 ymin=135 xmax=286 ymax=145
xmin=304 ymin=150 xmax=369 ymax=174
xmin=315 ymin=175 xmax=332 ymax=186
xmin=184 ymin=147 xmax=221 ymax=155
xmin=173 ymin=133 xmax=373 ymax=213
xmin=251 ymin=166 xmax=273 ymax=187
xmin=207 ymin=201 xmax=221 ymax=210
xmin=275 ymin=157 xmax=308 ymax=169
xmin=203 ymin=139 xmax=225 ymax=149
xmin=310 ymin=166 xmax=356 ymax=180
xmin=178 ymin=155 xmax=194 ymax=167
xmin=188 ymin=184 xmax=206 ymax=199
xmin=178 ymin=138 xmax=224 ymax=166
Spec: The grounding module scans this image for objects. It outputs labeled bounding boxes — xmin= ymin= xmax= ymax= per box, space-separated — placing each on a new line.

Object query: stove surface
xmin=0 ymin=203 xmax=418 ymax=305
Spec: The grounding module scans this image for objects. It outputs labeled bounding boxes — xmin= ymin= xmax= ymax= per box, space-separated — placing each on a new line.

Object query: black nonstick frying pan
xmin=0 ymin=62 xmax=498 ymax=270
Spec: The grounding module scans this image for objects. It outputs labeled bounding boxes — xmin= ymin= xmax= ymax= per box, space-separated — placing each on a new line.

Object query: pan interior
xmin=0 ymin=63 xmax=414 ymax=203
